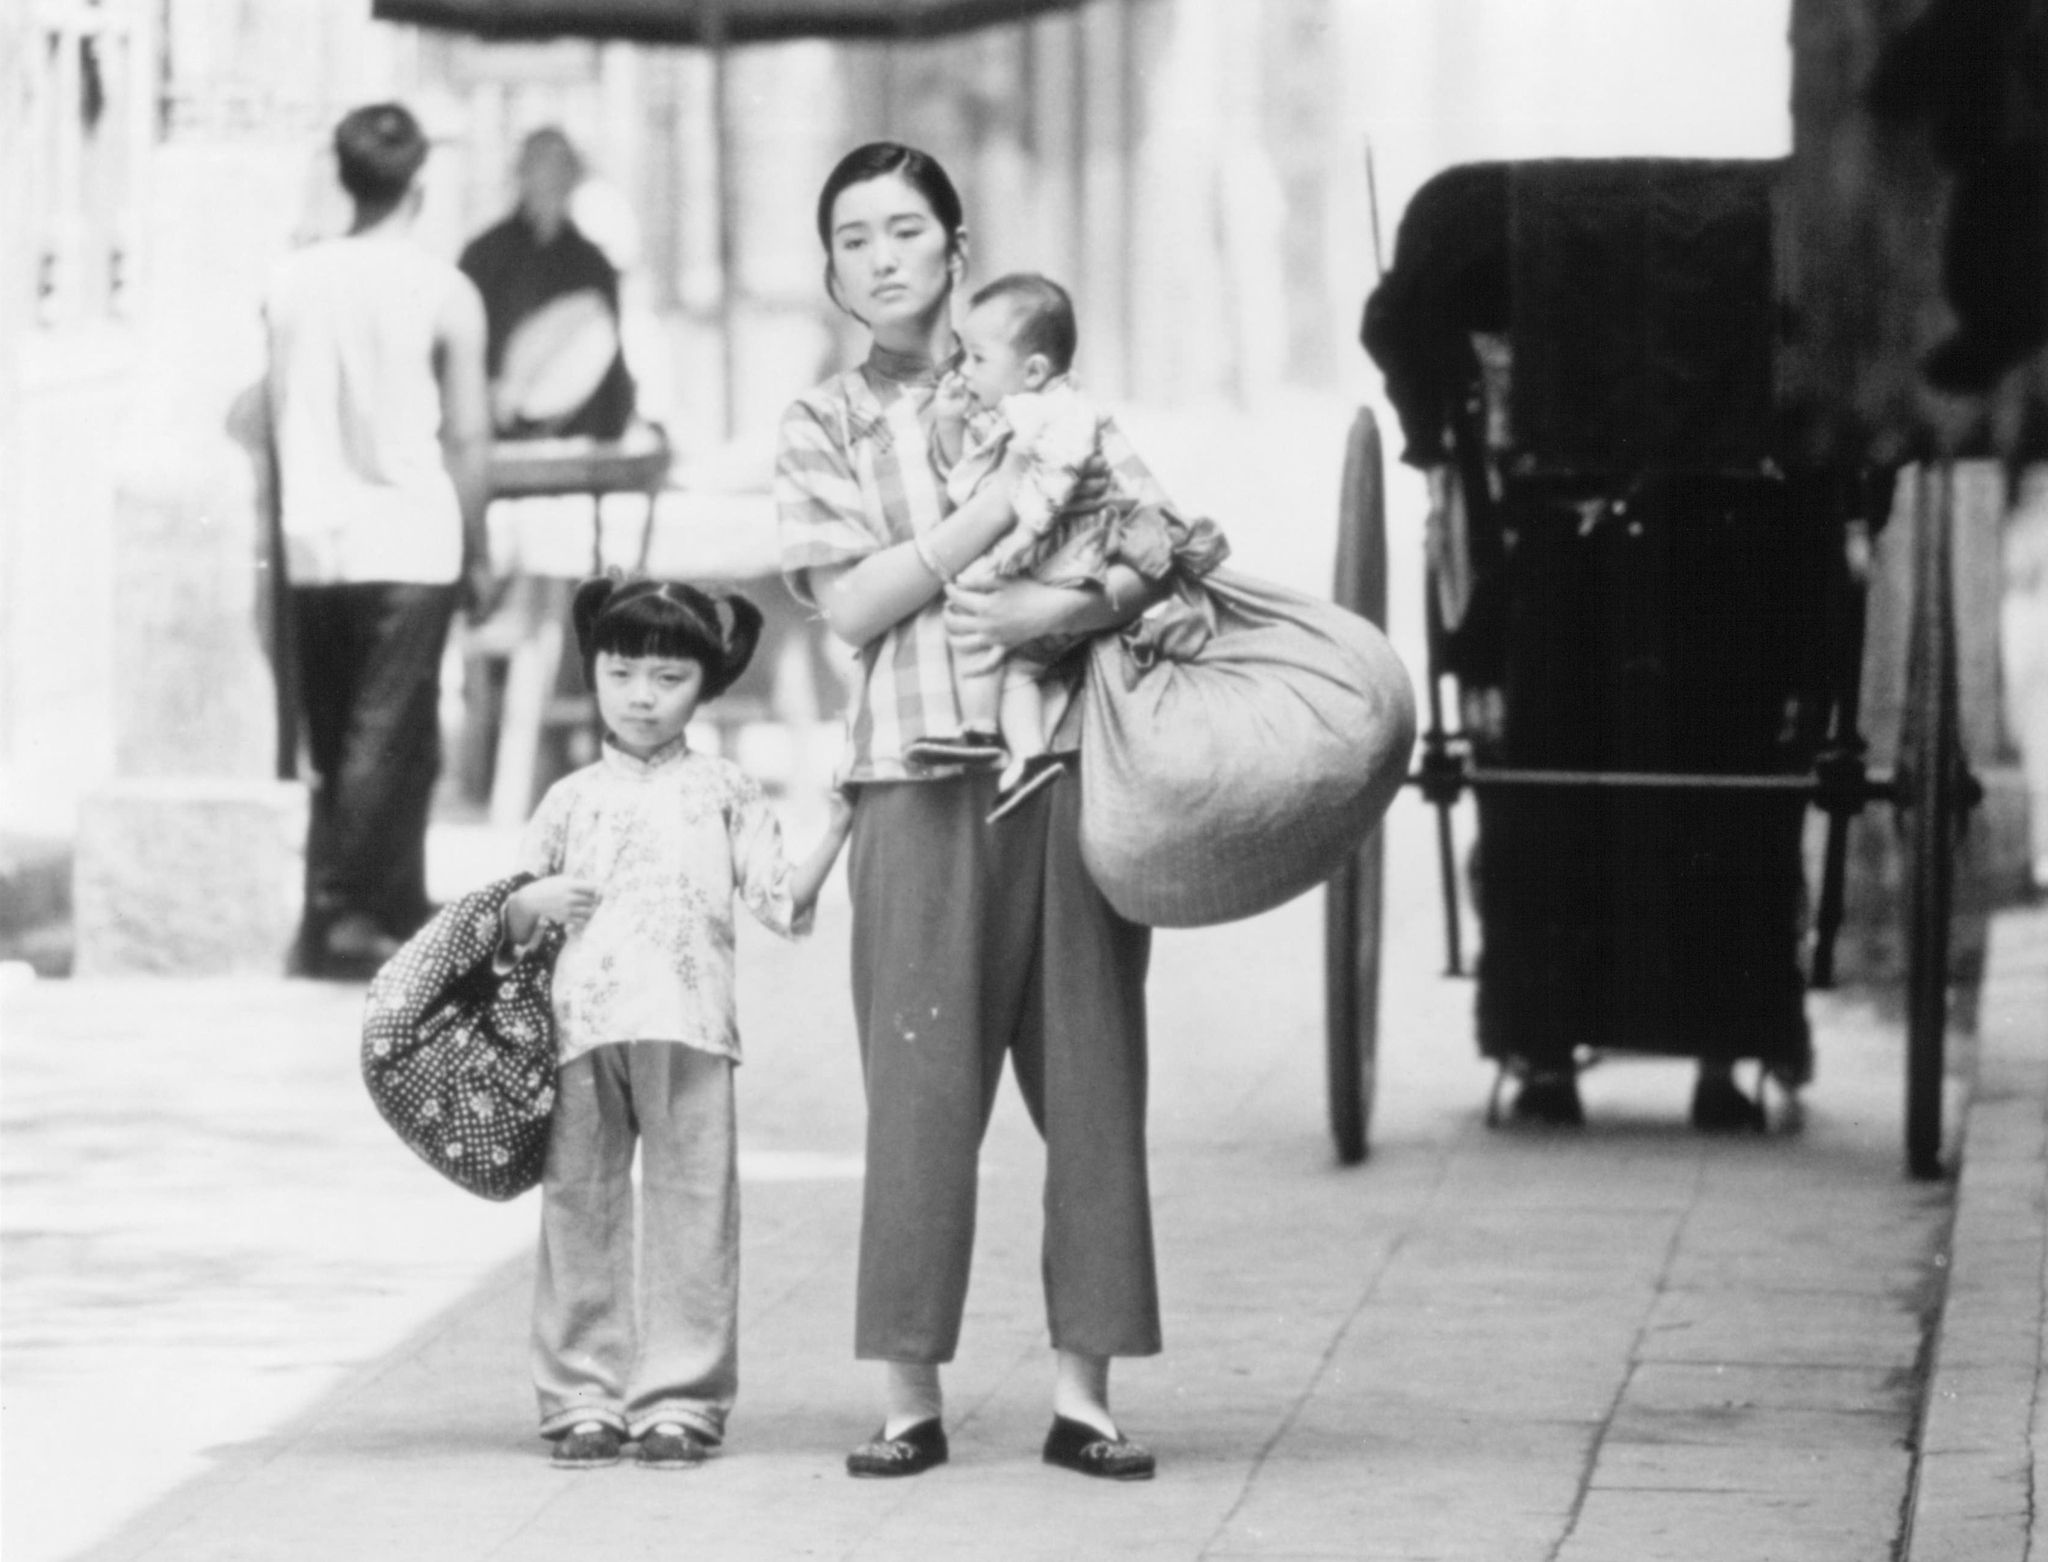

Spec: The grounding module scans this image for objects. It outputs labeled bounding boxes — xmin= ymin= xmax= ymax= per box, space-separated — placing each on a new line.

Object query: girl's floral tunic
xmin=517 ymin=737 xmax=810 ymax=1069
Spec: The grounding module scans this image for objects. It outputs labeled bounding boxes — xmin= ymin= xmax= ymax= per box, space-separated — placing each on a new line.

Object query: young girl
xmin=502 ymin=576 xmax=852 ymax=1469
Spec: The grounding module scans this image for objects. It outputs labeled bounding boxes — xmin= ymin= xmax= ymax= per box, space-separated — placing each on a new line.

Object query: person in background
xmin=460 ymin=127 xmax=636 ymax=441
xmin=264 ymin=101 xmax=494 ymax=977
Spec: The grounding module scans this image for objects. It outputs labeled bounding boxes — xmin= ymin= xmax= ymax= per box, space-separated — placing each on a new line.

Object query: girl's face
xmin=593 ymin=650 xmax=704 ymax=758
xmin=827 ymin=173 xmax=959 ymax=333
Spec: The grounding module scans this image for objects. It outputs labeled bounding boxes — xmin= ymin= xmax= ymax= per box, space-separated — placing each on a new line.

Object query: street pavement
xmin=6 ymin=394 xmax=2034 ymax=1559
xmin=1902 ymin=901 xmax=2048 ymax=1562
xmin=7 ymin=782 xmax=2009 ymax=1562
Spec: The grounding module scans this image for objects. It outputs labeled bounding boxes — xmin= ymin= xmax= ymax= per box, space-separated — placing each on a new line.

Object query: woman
xmin=776 ymin=143 xmax=1172 ymax=1482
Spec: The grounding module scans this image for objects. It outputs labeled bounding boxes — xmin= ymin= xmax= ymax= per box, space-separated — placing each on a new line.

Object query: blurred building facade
xmin=2 ymin=0 xmax=1404 ymax=847
xmin=1 ymin=0 xmax=1829 ymax=889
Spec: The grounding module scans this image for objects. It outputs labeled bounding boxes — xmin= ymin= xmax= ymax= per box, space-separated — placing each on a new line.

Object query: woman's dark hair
xmin=333 ymin=102 xmax=428 ymax=214
xmin=570 ymin=576 xmax=763 ymax=703
xmin=814 ymin=142 xmax=965 ymax=313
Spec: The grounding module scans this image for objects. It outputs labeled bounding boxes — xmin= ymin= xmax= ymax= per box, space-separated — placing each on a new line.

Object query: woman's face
xmin=827 ymin=173 xmax=958 ymax=332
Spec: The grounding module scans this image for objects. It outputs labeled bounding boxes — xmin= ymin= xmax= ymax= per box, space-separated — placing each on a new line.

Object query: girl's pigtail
xmin=571 ymin=572 xmax=623 ymax=665
xmin=710 ymin=594 xmax=764 ymax=699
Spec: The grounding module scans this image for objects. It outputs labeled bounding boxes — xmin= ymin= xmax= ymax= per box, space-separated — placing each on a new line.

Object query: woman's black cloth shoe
xmin=1691 ymin=1074 xmax=1767 ymax=1133
xmin=551 ymin=1424 xmax=623 ymax=1468
xmin=1510 ymin=1073 xmax=1585 ymax=1126
xmin=846 ymin=1419 xmax=949 ymax=1477
xmin=637 ymin=1425 xmax=712 ymax=1468
xmin=1041 ymin=1415 xmax=1156 ymax=1481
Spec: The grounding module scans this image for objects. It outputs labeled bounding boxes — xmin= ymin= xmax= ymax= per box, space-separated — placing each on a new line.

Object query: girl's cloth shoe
xmin=846 ymin=1419 xmax=949 ymax=1477
xmin=1691 ymin=1074 xmax=1767 ymax=1133
xmin=637 ymin=1424 xmax=712 ymax=1468
xmin=905 ymin=731 xmax=1007 ymax=769
xmin=986 ymin=753 xmax=1068 ymax=824
xmin=1041 ymin=1415 xmax=1156 ymax=1481
xmin=551 ymin=1424 xmax=623 ymax=1468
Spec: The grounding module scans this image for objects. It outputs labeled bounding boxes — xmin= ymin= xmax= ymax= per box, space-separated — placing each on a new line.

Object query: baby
xmin=907 ymin=272 xmax=1128 ymax=818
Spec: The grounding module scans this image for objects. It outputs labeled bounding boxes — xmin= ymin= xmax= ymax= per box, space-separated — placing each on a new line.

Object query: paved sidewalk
xmin=5 ymin=784 xmax=1988 ymax=1562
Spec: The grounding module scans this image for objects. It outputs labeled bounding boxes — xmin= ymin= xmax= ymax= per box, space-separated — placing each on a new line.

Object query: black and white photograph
xmin=2 ymin=1 xmax=2046 ymax=1557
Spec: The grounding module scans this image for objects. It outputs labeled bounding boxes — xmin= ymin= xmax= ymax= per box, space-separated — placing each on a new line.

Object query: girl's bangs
xmin=589 ymin=590 xmax=720 ymax=668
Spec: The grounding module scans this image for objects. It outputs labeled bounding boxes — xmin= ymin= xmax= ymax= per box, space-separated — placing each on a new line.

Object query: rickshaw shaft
xmin=1407 ymin=766 xmax=1902 ymax=800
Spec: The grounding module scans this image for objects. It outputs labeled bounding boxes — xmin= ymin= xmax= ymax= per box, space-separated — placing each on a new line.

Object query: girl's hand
xmin=827 ymin=788 xmax=857 ymax=836
xmin=943 ymin=577 xmax=1076 ymax=663
xmin=515 ymin=875 xmax=600 ymax=934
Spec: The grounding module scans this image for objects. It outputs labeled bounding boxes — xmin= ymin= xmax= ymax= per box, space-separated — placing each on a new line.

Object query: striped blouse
xmin=776 ymin=346 xmax=1169 ymax=783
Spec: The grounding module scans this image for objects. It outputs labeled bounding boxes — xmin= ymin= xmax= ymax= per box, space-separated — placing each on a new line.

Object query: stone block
xmin=73 ymin=778 xmax=305 ymax=976
xmin=113 ymin=424 xmax=277 ymax=780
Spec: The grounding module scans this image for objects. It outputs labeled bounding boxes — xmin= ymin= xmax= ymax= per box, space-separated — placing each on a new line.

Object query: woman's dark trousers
xmin=846 ymin=770 xmax=1162 ymax=1364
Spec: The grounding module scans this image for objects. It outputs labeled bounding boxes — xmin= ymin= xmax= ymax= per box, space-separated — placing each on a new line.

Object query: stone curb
xmin=1903 ymin=904 xmax=2048 ymax=1562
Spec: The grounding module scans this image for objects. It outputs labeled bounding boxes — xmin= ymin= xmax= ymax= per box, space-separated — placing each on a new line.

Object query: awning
xmin=370 ymin=0 xmax=1086 ymax=45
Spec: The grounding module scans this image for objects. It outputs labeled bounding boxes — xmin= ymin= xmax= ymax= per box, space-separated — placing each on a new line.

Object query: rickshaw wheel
xmin=1325 ymin=407 xmax=1389 ymax=1163
xmin=1901 ymin=464 xmax=1962 ymax=1182
xmin=1326 ymin=830 xmax=1384 ymax=1164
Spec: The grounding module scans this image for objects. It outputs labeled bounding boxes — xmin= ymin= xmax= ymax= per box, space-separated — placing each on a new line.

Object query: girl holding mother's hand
xmin=776 ymin=143 xmax=1171 ymax=1483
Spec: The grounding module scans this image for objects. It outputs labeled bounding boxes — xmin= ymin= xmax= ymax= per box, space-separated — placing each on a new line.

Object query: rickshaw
xmin=1323 ymin=155 xmax=1986 ymax=1178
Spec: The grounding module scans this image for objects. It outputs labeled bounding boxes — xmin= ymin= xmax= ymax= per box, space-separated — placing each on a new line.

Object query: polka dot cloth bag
xmin=361 ymin=875 xmax=564 ymax=1201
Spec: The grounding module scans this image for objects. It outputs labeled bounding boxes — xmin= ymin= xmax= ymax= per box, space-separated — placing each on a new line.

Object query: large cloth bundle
xmin=1079 ymin=569 xmax=1415 ymax=927
xmin=361 ymin=876 xmax=564 ymax=1201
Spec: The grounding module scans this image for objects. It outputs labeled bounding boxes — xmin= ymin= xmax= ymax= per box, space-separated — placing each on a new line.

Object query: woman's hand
xmin=810 ymin=462 xmax=1028 ymax=650
xmin=943 ymin=577 xmax=1077 ymax=670
xmin=1053 ymin=453 xmax=1114 ymax=518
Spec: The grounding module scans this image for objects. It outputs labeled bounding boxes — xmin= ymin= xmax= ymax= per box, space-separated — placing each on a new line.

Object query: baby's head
xmin=957 ymin=272 xmax=1077 ymax=412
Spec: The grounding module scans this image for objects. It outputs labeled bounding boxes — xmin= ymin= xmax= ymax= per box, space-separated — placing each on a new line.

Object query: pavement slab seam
xmin=1543 ymin=1155 xmax=1706 ymax=1562
xmin=1192 ymin=1150 xmax=1456 ymax=1561
xmin=933 ymin=1329 xmax=1079 ymax=1453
